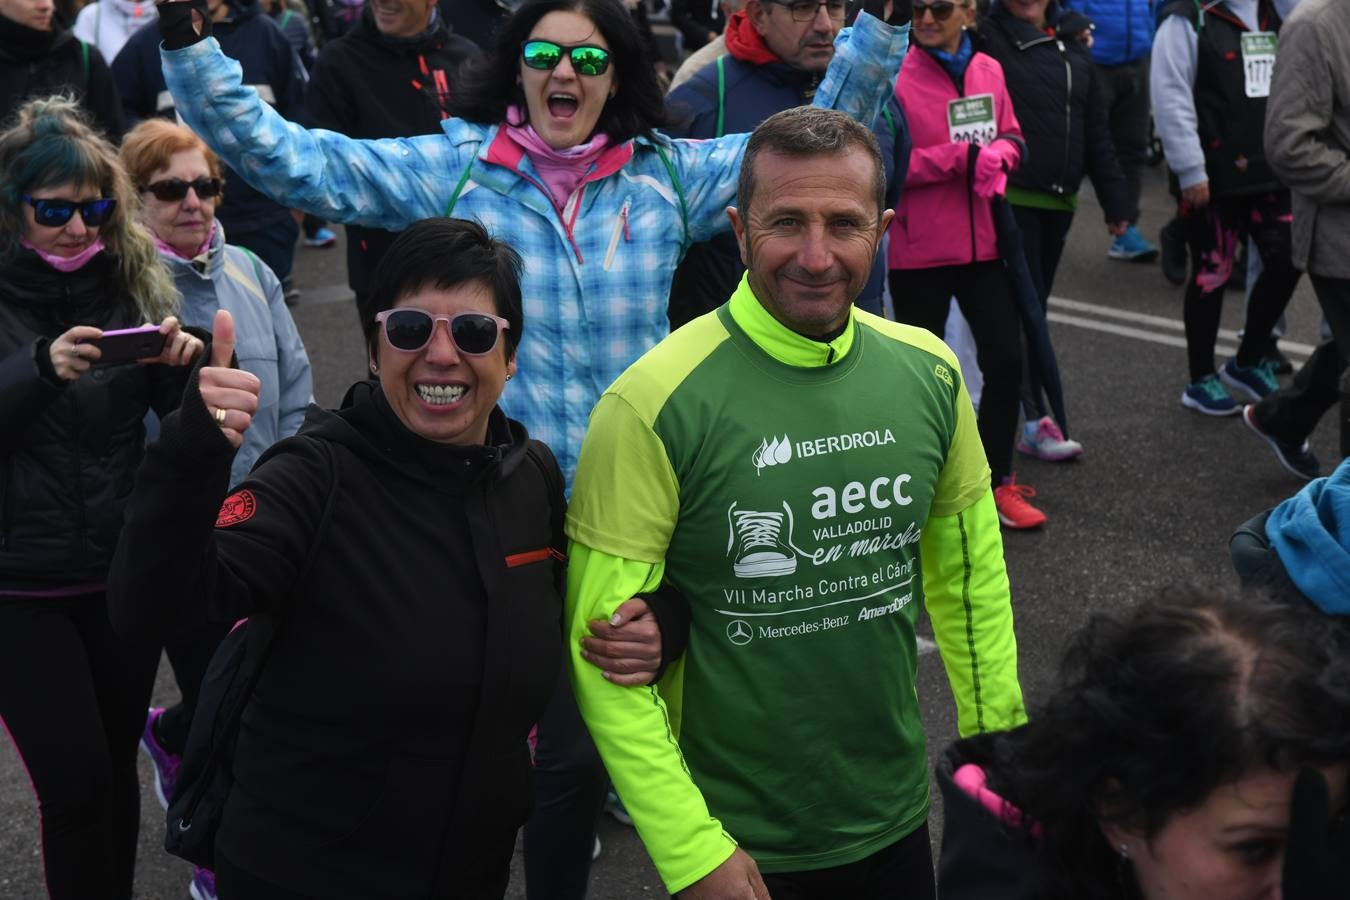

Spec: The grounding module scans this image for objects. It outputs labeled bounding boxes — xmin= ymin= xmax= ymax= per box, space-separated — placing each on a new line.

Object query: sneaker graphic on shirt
xmin=726 ymin=501 xmax=799 ymax=578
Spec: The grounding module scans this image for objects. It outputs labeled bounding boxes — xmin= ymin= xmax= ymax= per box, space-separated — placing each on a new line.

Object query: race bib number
xmin=948 ymin=94 xmax=997 ymax=147
xmin=1241 ymin=32 xmax=1277 ymax=99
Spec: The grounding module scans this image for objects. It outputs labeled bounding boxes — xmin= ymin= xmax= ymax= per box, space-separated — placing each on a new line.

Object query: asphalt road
xmin=0 ymin=162 xmax=1336 ymax=899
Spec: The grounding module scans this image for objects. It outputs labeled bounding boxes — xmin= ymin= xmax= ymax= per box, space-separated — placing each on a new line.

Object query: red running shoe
xmin=994 ymin=475 xmax=1047 ymax=530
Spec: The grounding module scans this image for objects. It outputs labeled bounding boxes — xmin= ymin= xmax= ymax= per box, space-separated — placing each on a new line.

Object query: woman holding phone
xmin=0 ymin=96 xmax=203 ymax=899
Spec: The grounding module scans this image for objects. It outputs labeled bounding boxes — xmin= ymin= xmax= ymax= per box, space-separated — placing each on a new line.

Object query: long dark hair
xmin=447 ymin=0 xmax=669 ymax=145
xmin=992 ymin=588 xmax=1350 ymax=900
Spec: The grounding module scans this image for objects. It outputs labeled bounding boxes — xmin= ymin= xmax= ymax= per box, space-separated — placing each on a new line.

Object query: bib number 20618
xmin=948 ymin=94 xmax=996 ymax=146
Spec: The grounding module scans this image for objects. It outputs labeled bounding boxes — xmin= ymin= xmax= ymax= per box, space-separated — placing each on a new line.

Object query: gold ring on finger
xmin=214 ymin=407 xmax=227 ymax=426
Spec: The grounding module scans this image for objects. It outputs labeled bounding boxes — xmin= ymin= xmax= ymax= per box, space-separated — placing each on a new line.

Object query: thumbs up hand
xmin=198 ymin=310 xmax=261 ymax=449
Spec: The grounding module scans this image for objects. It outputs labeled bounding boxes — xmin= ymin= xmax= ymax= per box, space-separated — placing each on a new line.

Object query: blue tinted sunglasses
xmin=23 ymin=195 xmax=117 ymax=228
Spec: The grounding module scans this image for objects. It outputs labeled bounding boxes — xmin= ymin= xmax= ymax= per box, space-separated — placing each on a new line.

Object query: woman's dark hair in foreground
xmin=447 ymin=0 xmax=670 ymax=145
xmin=359 ymin=217 xmax=524 ymax=358
xmin=992 ymin=587 xmax=1350 ymax=900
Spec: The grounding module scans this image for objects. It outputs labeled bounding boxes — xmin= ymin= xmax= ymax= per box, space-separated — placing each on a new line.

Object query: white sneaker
xmin=1015 ymin=417 xmax=1083 ymax=462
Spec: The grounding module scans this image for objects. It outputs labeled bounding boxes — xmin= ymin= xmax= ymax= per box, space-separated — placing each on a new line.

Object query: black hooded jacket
xmin=0 ymin=250 xmax=188 ymax=591
xmin=109 ymin=373 xmax=566 ymax=898
xmin=303 ymin=8 xmax=479 ymax=296
xmin=0 ymin=11 xmax=124 ymax=139
xmin=112 ymin=0 xmax=305 ymax=233
xmin=936 ymin=730 xmax=1041 ymax=900
xmin=978 ymin=2 xmax=1132 ymax=221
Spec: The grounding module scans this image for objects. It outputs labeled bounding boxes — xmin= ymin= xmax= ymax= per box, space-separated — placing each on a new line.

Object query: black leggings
xmin=0 ymin=592 xmax=159 ymax=899
xmin=889 ymin=262 xmax=1023 ymax=485
xmin=1182 ymin=191 xmax=1301 ymax=382
xmin=761 ymin=822 xmax=935 ymax=900
xmin=1010 ymin=205 xmax=1075 ymax=422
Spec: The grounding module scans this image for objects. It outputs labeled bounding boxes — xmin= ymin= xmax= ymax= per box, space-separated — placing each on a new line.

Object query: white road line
xmin=1047 ymin=296 xmax=1314 ymax=360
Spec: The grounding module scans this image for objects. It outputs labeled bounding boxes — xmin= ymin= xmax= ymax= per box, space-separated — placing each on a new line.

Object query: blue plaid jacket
xmin=162 ymin=15 xmax=909 ymax=483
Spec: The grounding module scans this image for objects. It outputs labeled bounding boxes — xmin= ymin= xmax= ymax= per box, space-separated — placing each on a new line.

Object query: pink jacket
xmin=888 ymin=48 xmax=1023 ymax=270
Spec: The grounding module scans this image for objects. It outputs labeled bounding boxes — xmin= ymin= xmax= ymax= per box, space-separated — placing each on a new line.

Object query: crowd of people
xmin=0 ymin=0 xmax=1347 ymax=898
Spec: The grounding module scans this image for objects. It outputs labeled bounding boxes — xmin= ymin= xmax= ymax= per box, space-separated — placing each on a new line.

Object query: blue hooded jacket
xmin=1063 ymin=0 xmax=1155 ymax=67
xmin=1266 ymin=457 xmax=1350 ymax=614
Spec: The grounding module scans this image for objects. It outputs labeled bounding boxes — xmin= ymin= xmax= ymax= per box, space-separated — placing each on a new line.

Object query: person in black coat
xmin=303 ymin=1 xmax=478 ymax=314
xmin=977 ymin=0 xmax=1130 ymax=455
xmin=936 ymin=589 xmax=1350 ymax=900
xmin=108 ymin=218 xmax=670 ymax=900
xmin=0 ymin=96 xmax=204 ymax=900
xmin=0 ymin=0 xmax=124 ymax=139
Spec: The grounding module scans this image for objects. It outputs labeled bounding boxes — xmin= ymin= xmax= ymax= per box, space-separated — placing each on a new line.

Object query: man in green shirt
xmin=566 ymin=106 xmax=1025 ymax=899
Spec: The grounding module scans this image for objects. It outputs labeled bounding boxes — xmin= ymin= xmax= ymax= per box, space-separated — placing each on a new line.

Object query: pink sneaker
xmin=1016 ymin=417 xmax=1083 ymax=462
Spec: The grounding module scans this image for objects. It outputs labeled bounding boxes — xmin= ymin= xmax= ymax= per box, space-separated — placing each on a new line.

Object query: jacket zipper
xmin=1057 ymin=39 xmax=1072 ymax=196
xmin=603 ymin=198 xmax=631 ymax=271
xmin=940 ymin=55 xmax=979 ymax=264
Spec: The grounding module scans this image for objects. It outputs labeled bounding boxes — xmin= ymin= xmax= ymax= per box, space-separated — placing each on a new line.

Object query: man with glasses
xmin=664 ymin=0 xmax=912 ymax=328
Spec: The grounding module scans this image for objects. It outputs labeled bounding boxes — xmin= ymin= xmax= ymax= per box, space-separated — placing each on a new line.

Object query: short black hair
xmin=361 ymin=218 xmax=524 ymax=360
xmin=737 ymin=107 xmax=886 ymax=219
xmin=447 ymin=0 xmax=669 ymax=145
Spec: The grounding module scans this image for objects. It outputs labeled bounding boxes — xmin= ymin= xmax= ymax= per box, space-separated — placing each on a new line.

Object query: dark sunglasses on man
xmin=375 ymin=309 xmax=512 ymax=356
xmin=520 ymin=39 xmax=612 ymax=76
xmin=22 ymin=195 xmax=118 ymax=229
xmin=140 ymin=177 xmax=224 ymax=202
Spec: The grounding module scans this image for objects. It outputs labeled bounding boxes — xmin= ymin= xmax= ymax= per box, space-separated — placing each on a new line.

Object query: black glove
xmin=1283 ymin=767 xmax=1350 ymax=900
xmin=157 ymin=0 xmax=212 ymax=50
xmin=853 ymin=0 xmax=912 ymax=26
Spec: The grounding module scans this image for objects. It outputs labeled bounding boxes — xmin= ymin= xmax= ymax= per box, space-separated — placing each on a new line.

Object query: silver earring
xmin=505 ymin=373 xmax=513 ymax=381
xmin=1119 ymin=842 xmax=1130 ymax=861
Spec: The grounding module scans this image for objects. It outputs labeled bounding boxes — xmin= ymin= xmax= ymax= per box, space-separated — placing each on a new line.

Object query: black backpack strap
xmin=525 ymin=440 xmax=567 ymax=590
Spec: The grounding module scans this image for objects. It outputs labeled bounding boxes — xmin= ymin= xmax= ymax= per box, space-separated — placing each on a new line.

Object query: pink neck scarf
xmin=20 ymin=237 xmax=106 ymax=273
xmin=154 ymin=220 xmax=216 ymax=262
xmin=504 ymin=106 xmax=610 ymax=209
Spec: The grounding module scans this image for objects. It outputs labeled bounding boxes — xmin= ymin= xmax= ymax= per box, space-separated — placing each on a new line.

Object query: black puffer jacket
xmin=978 ymin=1 xmax=1132 ymax=222
xmin=0 ymin=11 xmax=124 ymax=139
xmin=0 ymin=250 xmax=187 ymax=591
xmin=303 ymin=8 xmax=478 ymax=296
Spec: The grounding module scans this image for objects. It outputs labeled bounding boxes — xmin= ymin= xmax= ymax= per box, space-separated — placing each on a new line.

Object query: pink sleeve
xmin=906 ymin=141 xmax=974 ymax=188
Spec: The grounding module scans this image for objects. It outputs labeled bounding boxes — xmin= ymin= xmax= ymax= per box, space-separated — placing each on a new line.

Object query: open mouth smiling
xmin=416 ymin=383 xmax=467 ymax=406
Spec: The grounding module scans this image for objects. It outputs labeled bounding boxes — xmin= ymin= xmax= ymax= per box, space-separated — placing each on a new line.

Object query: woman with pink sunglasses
xmin=109 ymin=218 xmax=676 ymax=900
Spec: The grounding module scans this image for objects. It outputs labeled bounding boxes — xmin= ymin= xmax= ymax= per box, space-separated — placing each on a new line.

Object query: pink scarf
xmin=20 ymin=238 xmax=106 ymax=273
xmin=504 ymin=105 xmax=610 ymax=209
xmin=154 ymin=220 xmax=217 ymax=263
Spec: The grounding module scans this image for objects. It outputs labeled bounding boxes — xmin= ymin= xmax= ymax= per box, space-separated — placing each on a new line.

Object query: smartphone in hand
xmin=79 ymin=325 xmax=168 ymax=367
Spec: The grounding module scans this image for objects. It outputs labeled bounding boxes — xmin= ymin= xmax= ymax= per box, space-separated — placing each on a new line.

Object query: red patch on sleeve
xmin=216 ymin=490 xmax=257 ymax=528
